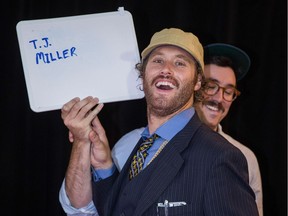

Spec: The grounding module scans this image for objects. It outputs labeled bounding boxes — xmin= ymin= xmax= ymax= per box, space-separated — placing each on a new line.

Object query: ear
xmin=194 ymin=74 xmax=202 ymax=91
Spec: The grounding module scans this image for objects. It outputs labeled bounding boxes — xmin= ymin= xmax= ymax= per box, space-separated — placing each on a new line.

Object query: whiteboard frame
xmin=16 ymin=8 xmax=144 ymax=112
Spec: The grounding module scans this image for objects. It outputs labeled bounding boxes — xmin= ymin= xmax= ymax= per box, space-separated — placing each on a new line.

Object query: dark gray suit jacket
xmin=93 ymin=114 xmax=259 ymax=216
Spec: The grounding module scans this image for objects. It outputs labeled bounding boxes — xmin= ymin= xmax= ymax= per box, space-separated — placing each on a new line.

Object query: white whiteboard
xmin=16 ymin=7 xmax=144 ymax=112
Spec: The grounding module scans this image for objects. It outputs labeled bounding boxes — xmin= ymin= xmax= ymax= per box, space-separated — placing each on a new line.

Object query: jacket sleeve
xmin=92 ymin=169 xmax=119 ymax=216
xmin=204 ymin=147 xmax=259 ymax=216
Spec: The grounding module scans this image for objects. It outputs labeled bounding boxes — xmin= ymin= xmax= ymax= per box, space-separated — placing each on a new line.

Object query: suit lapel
xmin=133 ymin=114 xmax=203 ymax=215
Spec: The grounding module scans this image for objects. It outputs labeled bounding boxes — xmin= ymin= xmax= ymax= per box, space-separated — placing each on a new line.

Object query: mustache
xmin=202 ymin=100 xmax=225 ymax=112
xmin=152 ymin=74 xmax=179 ymax=87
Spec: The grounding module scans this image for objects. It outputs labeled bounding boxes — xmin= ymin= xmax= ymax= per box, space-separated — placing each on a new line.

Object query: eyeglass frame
xmin=201 ymin=79 xmax=241 ymax=102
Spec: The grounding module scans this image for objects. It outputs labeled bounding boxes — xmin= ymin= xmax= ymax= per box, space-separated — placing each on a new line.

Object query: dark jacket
xmin=93 ymin=114 xmax=258 ymax=216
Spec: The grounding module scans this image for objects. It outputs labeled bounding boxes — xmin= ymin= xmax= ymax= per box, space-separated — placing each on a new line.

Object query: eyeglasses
xmin=202 ymin=80 xmax=241 ymax=102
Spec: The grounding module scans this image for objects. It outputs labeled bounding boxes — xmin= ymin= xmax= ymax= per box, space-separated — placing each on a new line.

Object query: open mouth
xmin=155 ymin=81 xmax=176 ymax=90
xmin=206 ymin=104 xmax=219 ymax=111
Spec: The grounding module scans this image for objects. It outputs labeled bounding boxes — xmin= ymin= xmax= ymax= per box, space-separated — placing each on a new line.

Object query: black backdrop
xmin=1 ymin=0 xmax=287 ymax=215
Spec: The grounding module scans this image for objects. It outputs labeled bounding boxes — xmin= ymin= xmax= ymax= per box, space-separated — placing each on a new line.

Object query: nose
xmin=212 ymin=88 xmax=224 ymax=102
xmin=160 ymin=62 xmax=173 ymax=75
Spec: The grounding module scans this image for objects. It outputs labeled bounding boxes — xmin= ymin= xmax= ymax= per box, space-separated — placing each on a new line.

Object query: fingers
xmin=62 ymin=97 xmax=98 ymax=126
xmin=90 ymin=103 xmax=104 ymax=123
xmin=69 ymin=131 xmax=74 ymax=143
xmin=91 ymin=116 xmax=107 ymax=140
xmin=90 ymin=116 xmax=109 ymax=150
xmin=69 ymin=97 xmax=99 ymax=121
xmin=61 ymin=96 xmax=104 ymax=144
xmin=89 ymin=130 xmax=112 ymax=169
xmin=90 ymin=116 xmax=109 ymax=156
xmin=89 ymin=130 xmax=99 ymax=144
xmin=61 ymin=97 xmax=80 ymax=120
xmin=66 ymin=103 xmax=103 ymax=143
xmin=76 ymin=99 xmax=104 ymax=128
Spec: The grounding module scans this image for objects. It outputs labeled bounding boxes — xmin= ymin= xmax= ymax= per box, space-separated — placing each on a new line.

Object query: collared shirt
xmin=92 ymin=107 xmax=194 ymax=181
xmin=217 ymin=124 xmax=263 ymax=216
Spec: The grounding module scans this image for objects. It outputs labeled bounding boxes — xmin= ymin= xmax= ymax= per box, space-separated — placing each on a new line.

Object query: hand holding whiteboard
xmin=16 ymin=7 xmax=144 ymax=112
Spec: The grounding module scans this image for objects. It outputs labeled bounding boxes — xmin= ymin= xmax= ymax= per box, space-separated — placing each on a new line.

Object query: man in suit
xmin=60 ymin=28 xmax=258 ymax=215
xmin=107 ymin=43 xmax=263 ymax=215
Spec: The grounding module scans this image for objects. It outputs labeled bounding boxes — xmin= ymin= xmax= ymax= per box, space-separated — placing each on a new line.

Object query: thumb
xmin=91 ymin=116 xmax=108 ymax=143
xmin=69 ymin=131 xmax=74 ymax=143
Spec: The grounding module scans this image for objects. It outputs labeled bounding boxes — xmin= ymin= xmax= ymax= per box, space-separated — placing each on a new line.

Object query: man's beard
xmin=143 ymin=76 xmax=195 ymax=117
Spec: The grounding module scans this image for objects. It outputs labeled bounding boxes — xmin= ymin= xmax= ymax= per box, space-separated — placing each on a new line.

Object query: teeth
xmin=156 ymin=81 xmax=176 ymax=89
xmin=206 ymin=104 xmax=219 ymax=111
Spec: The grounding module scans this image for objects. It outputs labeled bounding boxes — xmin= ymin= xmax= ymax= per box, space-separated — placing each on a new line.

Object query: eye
xmin=224 ymin=87 xmax=235 ymax=95
xmin=203 ymin=82 xmax=218 ymax=95
xmin=175 ymin=60 xmax=186 ymax=66
xmin=154 ymin=59 xmax=162 ymax=63
xmin=151 ymin=57 xmax=164 ymax=64
xmin=206 ymin=82 xmax=218 ymax=90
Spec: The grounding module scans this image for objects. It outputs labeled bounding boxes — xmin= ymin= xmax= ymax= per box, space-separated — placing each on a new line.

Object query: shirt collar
xmin=141 ymin=107 xmax=195 ymax=141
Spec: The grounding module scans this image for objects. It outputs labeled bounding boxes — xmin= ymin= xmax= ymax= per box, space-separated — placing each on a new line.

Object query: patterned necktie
xmin=129 ymin=133 xmax=159 ymax=180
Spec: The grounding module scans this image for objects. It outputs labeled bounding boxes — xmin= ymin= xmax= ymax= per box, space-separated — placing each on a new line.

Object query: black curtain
xmin=1 ymin=0 xmax=286 ymax=215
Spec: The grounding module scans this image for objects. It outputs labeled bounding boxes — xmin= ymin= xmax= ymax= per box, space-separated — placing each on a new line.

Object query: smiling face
xmin=194 ymin=64 xmax=237 ymax=131
xmin=142 ymin=45 xmax=201 ymax=117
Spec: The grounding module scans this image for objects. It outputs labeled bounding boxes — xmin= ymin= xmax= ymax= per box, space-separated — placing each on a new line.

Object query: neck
xmin=146 ymin=113 xmax=172 ymax=135
xmin=147 ymin=103 xmax=192 ymax=134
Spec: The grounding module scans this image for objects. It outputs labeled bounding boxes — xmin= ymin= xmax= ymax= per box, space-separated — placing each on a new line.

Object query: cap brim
xmin=204 ymin=43 xmax=250 ymax=81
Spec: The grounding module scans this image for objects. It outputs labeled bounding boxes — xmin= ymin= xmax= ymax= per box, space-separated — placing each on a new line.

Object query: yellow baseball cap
xmin=141 ymin=28 xmax=204 ymax=71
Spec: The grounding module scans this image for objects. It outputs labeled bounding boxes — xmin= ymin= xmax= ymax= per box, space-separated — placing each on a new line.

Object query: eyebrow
xmin=150 ymin=51 xmax=195 ymax=64
xmin=206 ymin=78 xmax=236 ymax=88
xmin=176 ymin=54 xmax=195 ymax=63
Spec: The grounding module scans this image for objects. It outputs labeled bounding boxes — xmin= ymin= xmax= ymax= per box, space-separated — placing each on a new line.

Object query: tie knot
xmin=139 ymin=134 xmax=159 ymax=151
xmin=144 ymin=133 xmax=159 ymax=142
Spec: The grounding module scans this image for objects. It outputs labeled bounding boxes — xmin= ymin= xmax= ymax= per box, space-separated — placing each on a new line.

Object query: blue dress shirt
xmin=92 ymin=107 xmax=195 ymax=181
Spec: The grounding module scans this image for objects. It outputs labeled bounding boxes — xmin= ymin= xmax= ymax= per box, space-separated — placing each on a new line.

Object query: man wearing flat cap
xmin=60 ymin=28 xmax=259 ymax=216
